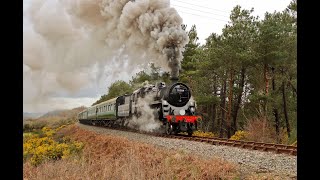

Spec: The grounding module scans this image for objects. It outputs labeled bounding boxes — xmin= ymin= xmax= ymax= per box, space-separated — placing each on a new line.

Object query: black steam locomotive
xmin=78 ymin=79 xmax=201 ymax=135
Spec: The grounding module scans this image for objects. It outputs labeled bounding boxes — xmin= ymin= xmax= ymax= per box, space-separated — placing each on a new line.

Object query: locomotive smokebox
xmin=161 ymin=82 xmax=191 ymax=107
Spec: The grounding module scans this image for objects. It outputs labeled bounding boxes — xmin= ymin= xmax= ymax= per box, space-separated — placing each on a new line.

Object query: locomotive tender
xmin=78 ymin=79 xmax=201 ymax=136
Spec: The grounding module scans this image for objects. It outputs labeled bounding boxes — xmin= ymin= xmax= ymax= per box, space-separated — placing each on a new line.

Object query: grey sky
xmin=23 ymin=0 xmax=292 ymax=113
xmin=171 ymin=0 xmax=291 ymax=44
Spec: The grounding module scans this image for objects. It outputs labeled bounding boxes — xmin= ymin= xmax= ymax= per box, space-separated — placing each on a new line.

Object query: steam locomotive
xmin=78 ymin=79 xmax=201 ymax=136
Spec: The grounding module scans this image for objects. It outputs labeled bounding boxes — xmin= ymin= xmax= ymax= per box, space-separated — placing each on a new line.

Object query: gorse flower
xmin=230 ymin=131 xmax=248 ymax=140
xmin=23 ymin=125 xmax=84 ymax=166
xmin=193 ymin=130 xmax=215 ymax=138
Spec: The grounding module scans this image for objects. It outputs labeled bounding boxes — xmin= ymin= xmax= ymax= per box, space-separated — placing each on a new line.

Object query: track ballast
xmin=79 ymin=121 xmax=297 ymax=156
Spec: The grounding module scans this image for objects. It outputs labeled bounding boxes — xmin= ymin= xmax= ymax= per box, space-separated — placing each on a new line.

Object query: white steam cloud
xmin=128 ymin=94 xmax=162 ymax=132
xmin=24 ymin=0 xmax=189 ymax=112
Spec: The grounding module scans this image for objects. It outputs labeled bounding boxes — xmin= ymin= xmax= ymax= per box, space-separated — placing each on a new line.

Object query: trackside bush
xmin=193 ymin=130 xmax=215 ymax=138
xmin=23 ymin=126 xmax=84 ymax=166
xmin=230 ymin=130 xmax=248 ymax=140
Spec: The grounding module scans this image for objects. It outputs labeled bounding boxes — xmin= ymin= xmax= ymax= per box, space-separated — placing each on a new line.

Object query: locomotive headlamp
xmin=190 ymin=107 xmax=195 ymax=112
xmin=179 ymin=109 xmax=186 ymax=115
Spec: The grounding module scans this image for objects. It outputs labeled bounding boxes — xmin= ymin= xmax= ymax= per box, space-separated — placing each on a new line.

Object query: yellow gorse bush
xmin=56 ymin=125 xmax=67 ymax=131
xmin=230 ymin=130 xmax=248 ymax=140
xmin=193 ymin=130 xmax=215 ymax=138
xmin=23 ymin=125 xmax=84 ymax=166
xmin=42 ymin=127 xmax=55 ymax=137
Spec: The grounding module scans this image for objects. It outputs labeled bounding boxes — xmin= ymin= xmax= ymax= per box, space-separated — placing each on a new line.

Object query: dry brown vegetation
xmin=24 ymin=125 xmax=238 ymax=180
xmin=243 ymin=117 xmax=291 ymax=144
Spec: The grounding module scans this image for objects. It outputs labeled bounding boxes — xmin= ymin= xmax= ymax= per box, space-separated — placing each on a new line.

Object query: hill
xmin=39 ymin=106 xmax=87 ymax=119
xmin=23 ymin=112 xmax=44 ymax=120
xmin=23 ymin=106 xmax=87 ymax=130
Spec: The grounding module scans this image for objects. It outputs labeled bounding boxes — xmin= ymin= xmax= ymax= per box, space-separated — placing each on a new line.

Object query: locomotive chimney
xmin=170 ymin=76 xmax=179 ymax=84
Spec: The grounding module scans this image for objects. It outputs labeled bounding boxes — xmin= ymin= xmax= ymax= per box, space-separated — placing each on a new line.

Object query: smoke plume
xmin=24 ymin=0 xmax=189 ymax=111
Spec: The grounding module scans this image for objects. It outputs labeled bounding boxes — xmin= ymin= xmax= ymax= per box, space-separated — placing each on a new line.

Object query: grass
xmin=24 ymin=125 xmax=239 ymax=179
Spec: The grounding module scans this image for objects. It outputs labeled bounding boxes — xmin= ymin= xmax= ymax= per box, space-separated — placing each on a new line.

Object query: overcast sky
xmin=171 ymin=0 xmax=291 ymax=44
xmin=23 ymin=0 xmax=292 ymax=113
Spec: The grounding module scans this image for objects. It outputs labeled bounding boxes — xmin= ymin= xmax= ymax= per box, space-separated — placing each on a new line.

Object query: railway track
xmin=80 ymin=122 xmax=297 ymax=156
xmin=154 ymin=134 xmax=297 ymax=156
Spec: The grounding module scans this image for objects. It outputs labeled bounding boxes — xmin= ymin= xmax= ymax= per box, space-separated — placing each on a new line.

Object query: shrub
xmin=31 ymin=120 xmax=47 ymax=130
xmin=23 ymin=124 xmax=32 ymax=132
xmin=244 ymin=117 xmax=276 ymax=143
xmin=23 ymin=125 xmax=84 ymax=166
xmin=230 ymin=131 xmax=248 ymax=140
xmin=193 ymin=130 xmax=215 ymax=138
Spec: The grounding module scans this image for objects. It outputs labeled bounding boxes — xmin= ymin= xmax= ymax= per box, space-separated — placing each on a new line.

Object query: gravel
xmin=77 ymin=123 xmax=297 ymax=179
